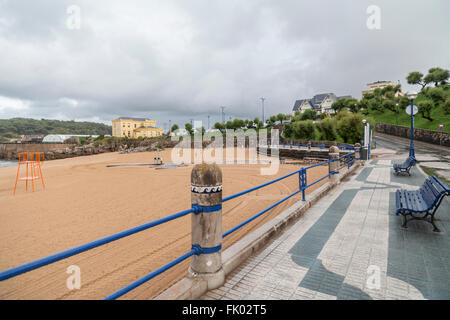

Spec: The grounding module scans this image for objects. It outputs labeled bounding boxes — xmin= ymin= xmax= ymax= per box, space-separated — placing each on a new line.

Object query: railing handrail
xmin=0 ymin=207 xmax=195 ymax=281
xmin=0 ymin=149 xmax=356 ymax=299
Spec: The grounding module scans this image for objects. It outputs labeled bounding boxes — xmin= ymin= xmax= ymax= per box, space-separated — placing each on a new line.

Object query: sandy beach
xmin=0 ymin=148 xmax=329 ymax=299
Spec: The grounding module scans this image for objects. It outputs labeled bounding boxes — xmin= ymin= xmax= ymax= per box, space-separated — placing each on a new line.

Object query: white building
xmin=292 ymin=93 xmax=352 ymax=115
xmin=42 ymin=134 xmax=102 ymax=143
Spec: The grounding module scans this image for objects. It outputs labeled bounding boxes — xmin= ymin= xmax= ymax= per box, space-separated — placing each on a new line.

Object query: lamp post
xmin=395 ymin=103 xmax=399 ymax=125
xmin=313 ymin=120 xmax=316 ymax=141
xmin=362 ymin=119 xmax=367 ymax=146
xmin=407 ymin=91 xmax=418 ymax=159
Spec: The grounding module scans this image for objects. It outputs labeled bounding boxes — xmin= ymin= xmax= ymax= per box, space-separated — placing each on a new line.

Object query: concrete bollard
xmin=328 ymin=145 xmax=340 ymax=184
xmin=354 ymin=143 xmax=361 ymax=166
xmin=189 ymin=163 xmax=225 ymax=290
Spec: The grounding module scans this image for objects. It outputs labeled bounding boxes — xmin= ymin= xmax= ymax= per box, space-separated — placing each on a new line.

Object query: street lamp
xmin=406 ymin=91 xmax=418 ymax=159
xmin=395 ymin=103 xmax=399 ymax=125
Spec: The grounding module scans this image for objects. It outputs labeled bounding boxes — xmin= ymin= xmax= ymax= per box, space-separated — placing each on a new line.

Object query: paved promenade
xmin=202 ymin=159 xmax=450 ymax=300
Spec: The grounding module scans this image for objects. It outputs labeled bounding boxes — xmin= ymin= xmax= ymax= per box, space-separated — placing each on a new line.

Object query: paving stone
xmin=202 ymin=160 xmax=450 ymax=300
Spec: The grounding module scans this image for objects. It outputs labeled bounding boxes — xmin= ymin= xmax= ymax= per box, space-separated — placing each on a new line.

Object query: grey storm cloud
xmin=0 ymin=0 xmax=449 ymax=128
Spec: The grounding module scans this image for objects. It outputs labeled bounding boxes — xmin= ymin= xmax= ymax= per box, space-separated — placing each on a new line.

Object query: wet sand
xmin=0 ymin=148 xmax=329 ymax=299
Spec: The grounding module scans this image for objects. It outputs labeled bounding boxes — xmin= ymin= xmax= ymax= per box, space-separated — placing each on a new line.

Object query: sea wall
xmin=375 ymin=123 xmax=450 ymax=147
xmin=0 ymin=139 xmax=180 ymax=160
xmin=0 ymin=143 xmax=73 ymax=160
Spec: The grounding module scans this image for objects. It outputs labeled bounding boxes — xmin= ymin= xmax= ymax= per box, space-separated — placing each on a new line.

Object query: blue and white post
xmin=189 ymin=163 xmax=225 ymax=290
xmin=363 ymin=119 xmax=371 ymax=160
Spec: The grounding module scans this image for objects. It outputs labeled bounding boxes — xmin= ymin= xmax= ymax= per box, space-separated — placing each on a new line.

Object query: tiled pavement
xmin=202 ymin=159 xmax=450 ymax=300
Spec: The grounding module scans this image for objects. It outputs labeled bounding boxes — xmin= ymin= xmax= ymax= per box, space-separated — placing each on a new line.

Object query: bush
xmin=444 ymin=98 xmax=450 ymax=115
xmin=300 ymin=109 xmax=317 ymax=121
xmin=94 ymin=134 xmax=105 ymax=141
xmin=291 ymin=120 xmax=314 ymax=140
xmin=417 ymin=99 xmax=434 ymax=121
xmin=336 ymin=113 xmax=374 ymax=144
xmin=316 ymin=118 xmax=337 ymax=141
xmin=319 ymin=112 xmax=329 ymax=120
xmin=282 ymin=123 xmax=293 ymax=138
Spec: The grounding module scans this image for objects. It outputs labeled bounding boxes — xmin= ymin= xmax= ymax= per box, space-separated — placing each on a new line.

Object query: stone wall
xmin=0 ymin=139 xmax=180 ymax=160
xmin=375 ymin=123 xmax=450 ymax=147
xmin=257 ymin=146 xmax=353 ymax=160
xmin=0 ymin=143 xmax=73 ymax=160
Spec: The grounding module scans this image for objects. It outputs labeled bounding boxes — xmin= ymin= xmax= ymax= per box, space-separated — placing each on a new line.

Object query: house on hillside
xmin=362 ymin=80 xmax=404 ymax=98
xmin=292 ymin=93 xmax=352 ymax=115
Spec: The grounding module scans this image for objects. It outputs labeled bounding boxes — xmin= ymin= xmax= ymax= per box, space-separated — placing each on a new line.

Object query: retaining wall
xmin=375 ymin=123 xmax=450 ymax=147
xmin=0 ymin=143 xmax=73 ymax=160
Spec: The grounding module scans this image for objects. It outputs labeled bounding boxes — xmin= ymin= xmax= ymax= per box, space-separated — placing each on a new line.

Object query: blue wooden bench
xmin=396 ymin=176 xmax=450 ymax=232
xmin=393 ymin=156 xmax=416 ymax=175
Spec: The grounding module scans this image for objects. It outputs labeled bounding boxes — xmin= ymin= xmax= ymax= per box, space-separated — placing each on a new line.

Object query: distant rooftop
xmin=115 ymin=117 xmax=151 ymax=121
xmin=367 ymin=80 xmax=394 ymax=85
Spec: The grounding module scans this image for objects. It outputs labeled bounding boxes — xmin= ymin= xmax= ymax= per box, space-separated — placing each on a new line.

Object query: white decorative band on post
xmin=329 ymin=145 xmax=340 ymax=184
xmin=189 ymin=163 xmax=225 ymax=290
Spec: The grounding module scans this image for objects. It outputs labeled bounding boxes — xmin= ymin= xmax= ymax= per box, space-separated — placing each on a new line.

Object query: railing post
xmin=299 ymin=168 xmax=306 ymax=201
xmin=354 ymin=143 xmax=361 ymax=166
xmin=347 ymin=153 xmax=351 ymax=169
xmin=189 ymin=163 xmax=225 ymax=290
xmin=329 ymin=146 xmax=339 ymax=185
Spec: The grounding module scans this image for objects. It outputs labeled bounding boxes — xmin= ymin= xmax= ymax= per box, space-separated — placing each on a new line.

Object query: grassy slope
xmin=366 ymin=88 xmax=450 ymax=133
xmin=368 ymin=105 xmax=450 ymax=133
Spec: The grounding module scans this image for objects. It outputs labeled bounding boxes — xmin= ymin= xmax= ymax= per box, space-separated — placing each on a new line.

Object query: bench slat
xmin=421 ymin=183 xmax=436 ymax=207
xmin=425 ymin=180 xmax=439 ymax=197
xmin=429 ymin=176 xmax=448 ymax=195
xmin=431 ymin=176 xmax=450 ymax=194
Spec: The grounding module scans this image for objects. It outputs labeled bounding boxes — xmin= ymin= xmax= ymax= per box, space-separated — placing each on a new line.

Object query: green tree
xmin=316 ymin=118 xmax=337 ymax=141
xmin=171 ymin=124 xmax=179 ymax=132
xmin=407 ymin=71 xmax=428 ymax=89
xmin=276 ymin=113 xmax=286 ymax=124
xmin=331 ymin=99 xmax=346 ymax=113
xmin=213 ymin=122 xmax=225 ymax=131
xmin=185 ymin=123 xmax=193 ymax=135
xmin=425 ymin=86 xmax=445 ymax=105
xmin=426 ymin=67 xmax=450 ymax=86
xmin=336 ymin=113 xmax=373 ymax=144
xmin=291 ymin=120 xmax=314 ymax=140
xmin=253 ymin=117 xmax=264 ymax=129
xmin=282 ymin=123 xmax=293 ymax=138
xmin=417 ymin=99 xmax=434 ymax=121
xmin=443 ymin=98 xmax=450 ymax=115
xmin=232 ymin=118 xmax=245 ymax=129
xmin=225 ymin=121 xmax=234 ymax=129
xmin=267 ymin=115 xmax=277 ymax=126
xmin=300 ymin=109 xmax=317 ymax=120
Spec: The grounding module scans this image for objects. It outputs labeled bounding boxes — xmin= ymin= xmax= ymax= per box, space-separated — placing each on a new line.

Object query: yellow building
xmin=112 ymin=117 xmax=163 ymax=138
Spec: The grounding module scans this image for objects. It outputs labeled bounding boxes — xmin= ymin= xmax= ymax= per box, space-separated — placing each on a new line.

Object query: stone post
xmin=354 ymin=143 xmax=361 ymax=166
xmin=189 ymin=163 xmax=225 ymax=290
xmin=329 ymin=145 xmax=340 ymax=185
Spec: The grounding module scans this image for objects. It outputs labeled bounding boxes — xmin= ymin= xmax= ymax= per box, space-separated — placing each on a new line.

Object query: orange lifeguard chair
xmin=13 ymin=152 xmax=45 ymax=195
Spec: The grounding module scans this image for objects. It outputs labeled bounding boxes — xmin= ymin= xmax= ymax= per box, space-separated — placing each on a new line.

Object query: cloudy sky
xmin=0 ymin=0 xmax=449 ymax=130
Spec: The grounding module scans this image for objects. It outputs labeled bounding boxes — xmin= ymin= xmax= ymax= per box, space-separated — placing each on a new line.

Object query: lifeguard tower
xmin=13 ymin=152 xmax=45 ymax=195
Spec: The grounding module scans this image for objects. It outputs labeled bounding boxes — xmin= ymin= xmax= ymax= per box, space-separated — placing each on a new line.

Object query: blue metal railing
xmin=0 ymin=208 xmax=195 ymax=282
xmin=0 ymin=150 xmax=356 ymax=299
